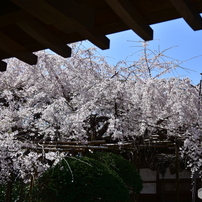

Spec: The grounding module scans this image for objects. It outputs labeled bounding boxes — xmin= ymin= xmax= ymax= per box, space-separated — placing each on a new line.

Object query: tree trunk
xmin=5 ymin=177 xmax=13 ymax=202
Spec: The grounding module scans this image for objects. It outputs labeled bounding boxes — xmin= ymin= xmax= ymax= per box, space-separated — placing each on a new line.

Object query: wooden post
xmin=27 ymin=174 xmax=34 ymax=202
xmin=5 ymin=173 xmax=13 ymax=202
xmin=133 ymin=151 xmax=140 ymax=202
xmin=192 ymin=171 xmax=198 ymax=202
xmin=175 ymin=143 xmax=180 ymax=202
xmin=156 ymin=170 xmax=160 ymax=202
xmin=19 ymin=179 xmax=24 ymax=202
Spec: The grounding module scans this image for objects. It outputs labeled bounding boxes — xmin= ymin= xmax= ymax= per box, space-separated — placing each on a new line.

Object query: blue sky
xmin=83 ymin=18 xmax=202 ymax=84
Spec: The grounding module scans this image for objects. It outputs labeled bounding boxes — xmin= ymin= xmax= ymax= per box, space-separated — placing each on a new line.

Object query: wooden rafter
xmin=45 ymin=0 xmax=94 ymax=29
xmin=45 ymin=0 xmax=110 ymax=50
xmin=105 ymin=0 xmax=153 ymax=41
xmin=0 ymin=61 xmax=7 ymax=72
xmin=17 ymin=19 xmax=71 ymax=58
xmin=170 ymin=0 xmax=202 ymax=30
xmin=78 ymin=30 xmax=110 ymax=50
xmin=1 ymin=0 xmax=201 ymax=66
xmin=10 ymin=0 xmax=68 ymax=25
xmin=0 ymin=31 xmax=37 ymax=65
xmin=11 ymin=0 xmax=93 ymax=29
xmin=0 ymin=10 xmax=30 ymax=28
xmin=11 ymin=0 xmax=110 ymax=50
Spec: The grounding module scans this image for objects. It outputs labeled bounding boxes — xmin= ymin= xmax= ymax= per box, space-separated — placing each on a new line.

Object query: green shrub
xmin=33 ymin=156 xmax=130 ymax=202
xmin=87 ymin=152 xmax=143 ymax=194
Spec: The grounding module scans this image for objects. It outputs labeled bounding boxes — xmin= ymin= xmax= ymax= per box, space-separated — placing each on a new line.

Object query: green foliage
xmin=0 ymin=184 xmax=6 ymax=201
xmin=33 ymin=156 xmax=130 ymax=202
xmin=0 ymin=153 xmax=142 ymax=202
xmin=0 ymin=179 xmax=28 ymax=202
xmin=87 ymin=152 xmax=143 ymax=194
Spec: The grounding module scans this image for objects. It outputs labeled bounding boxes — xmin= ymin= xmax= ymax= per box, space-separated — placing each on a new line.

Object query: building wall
xmin=140 ymin=168 xmax=156 ymax=194
xmin=139 ymin=168 xmax=193 ymax=202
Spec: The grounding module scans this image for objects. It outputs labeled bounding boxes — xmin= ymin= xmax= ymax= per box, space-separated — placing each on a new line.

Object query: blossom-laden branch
xmin=0 ymin=42 xmax=201 ymax=182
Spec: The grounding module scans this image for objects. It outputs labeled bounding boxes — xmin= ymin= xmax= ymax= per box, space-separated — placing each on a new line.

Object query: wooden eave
xmin=0 ymin=0 xmax=202 ymax=71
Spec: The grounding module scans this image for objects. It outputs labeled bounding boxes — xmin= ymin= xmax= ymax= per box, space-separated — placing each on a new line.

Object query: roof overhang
xmin=0 ymin=0 xmax=202 ymax=70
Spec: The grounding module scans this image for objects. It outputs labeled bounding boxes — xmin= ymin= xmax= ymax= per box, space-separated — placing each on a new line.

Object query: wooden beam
xmin=54 ymin=23 xmax=110 ymax=50
xmin=0 ymin=10 xmax=31 ymax=28
xmin=11 ymin=0 xmax=94 ymax=28
xmin=43 ymin=0 xmax=110 ymax=50
xmin=10 ymin=0 xmax=67 ymax=25
xmin=45 ymin=0 xmax=94 ymax=28
xmin=0 ymin=61 xmax=7 ymax=72
xmin=105 ymin=0 xmax=153 ymax=41
xmin=11 ymin=0 xmax=109 ymax=50
xmin=0 ymin=31 xmax=37 ymax=65
xmin=170 ymin=0 xmax=202 ymax=30
xmin=17 ymin=19 xmax=71 ymax=58
xmin=78 ymin=30 xmax=110 ymax=50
